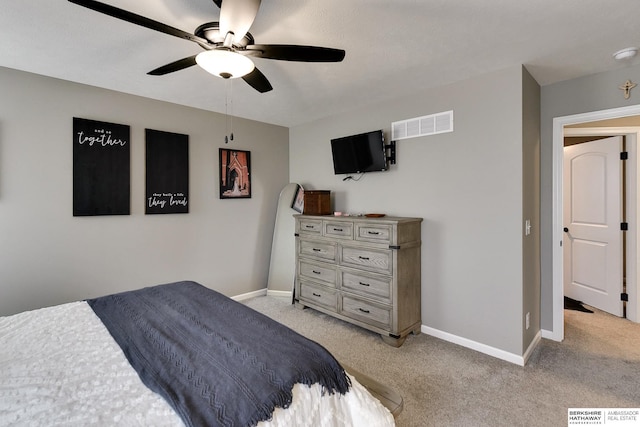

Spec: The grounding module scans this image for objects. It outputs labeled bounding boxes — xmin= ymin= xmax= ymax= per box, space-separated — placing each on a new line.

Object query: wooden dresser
xmin=294 ymin=214 xmax=422 ymax=347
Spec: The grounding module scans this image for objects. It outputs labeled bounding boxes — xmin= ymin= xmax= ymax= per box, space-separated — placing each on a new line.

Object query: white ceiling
xmin=2 ymin=0 xmax=640 ymax=128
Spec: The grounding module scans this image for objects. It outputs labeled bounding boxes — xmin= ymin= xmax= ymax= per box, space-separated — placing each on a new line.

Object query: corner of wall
xmin=522 ymin=65 xmax=542 ymax=353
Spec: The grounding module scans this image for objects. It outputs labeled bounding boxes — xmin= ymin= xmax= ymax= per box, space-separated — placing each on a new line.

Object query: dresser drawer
xmin=300 ymin=282 xmax=337 ymax=311
xmin=299 ymin=239 xmax=337 ymax=262
xmin=355 ymin=223 xmax=392 ymax=244
xmin=323 ymin=220 xmax=353 ymax=239
xmin=341 ymin=296 xmax=390 ymax=329
xmin=341 ymin=246 xmax=392 ymax=274
xmin=341 ymin=269 xmax=391 ymax=301
xmin=299 ymin=260 xmax=336 ymax=286
xmin=298 ymin=218 xmax=323 ymax=235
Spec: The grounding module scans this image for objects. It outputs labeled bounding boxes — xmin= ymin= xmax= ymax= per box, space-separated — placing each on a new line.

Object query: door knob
xmin=563 ymin=227 xmax=569 ymax=232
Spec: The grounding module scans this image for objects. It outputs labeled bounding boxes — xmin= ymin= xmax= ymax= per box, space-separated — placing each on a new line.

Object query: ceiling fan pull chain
xmin=224 ymin=80 xmax=230 ymax=143
xmin=230 ymin=80 xmax=234 ymax=141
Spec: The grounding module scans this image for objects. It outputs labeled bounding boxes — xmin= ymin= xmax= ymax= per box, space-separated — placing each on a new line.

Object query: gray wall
xmin=522 ymin=68 xmax=541 ymax=350
xmin=540 ymin=62 xmax=640 ymax=331
xmin=290 ymin=65 xmax=537 ymax=356
xmin=0 ymin=67 xmax=289 ymax=316
xmin=1 ymin=62 xmax=550 ymax=359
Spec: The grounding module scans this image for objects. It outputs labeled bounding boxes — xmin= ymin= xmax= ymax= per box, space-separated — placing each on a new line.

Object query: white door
xmin=563 ymin=136 xmax=624 ymax=316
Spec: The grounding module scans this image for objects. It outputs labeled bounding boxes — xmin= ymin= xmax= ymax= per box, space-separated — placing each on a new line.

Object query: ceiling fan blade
xmin=242 ymin=67 xmax=273 ymax=93
xmin=244 ymin=45 xmax=345 ymax=62
xmin=67 ymin=0 xmax=209 ymax=48
xmin=148 ymin=55 xmax=198 ymax=76
xmin=219 ymin=0 xmax=261 ymax=45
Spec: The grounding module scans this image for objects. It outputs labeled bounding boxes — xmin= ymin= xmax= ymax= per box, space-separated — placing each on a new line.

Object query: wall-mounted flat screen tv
xmin=330 ymin=130 xmax=387 ymax=174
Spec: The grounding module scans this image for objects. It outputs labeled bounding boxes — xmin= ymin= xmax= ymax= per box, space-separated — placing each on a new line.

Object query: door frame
xmin=551 ymin=104 xmax=640 ymax=342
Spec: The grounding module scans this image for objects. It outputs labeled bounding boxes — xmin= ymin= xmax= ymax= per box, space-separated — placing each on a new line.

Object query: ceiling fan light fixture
xmin=613 ymin=47 xmax=638 ymax=61
xmin=196 ymin=49 xmax=255 ymax=79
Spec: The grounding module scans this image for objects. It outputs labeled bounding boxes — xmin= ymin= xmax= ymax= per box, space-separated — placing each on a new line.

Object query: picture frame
xmin=145 ymin=129 xmax=189 ymax=214
xmin=291 ymin=184 xmax=304 ymax=213
xmin=72 ymin=117 xmax=130 ymax=216
xmin=219 ymin=148 xmax=251 ymax=199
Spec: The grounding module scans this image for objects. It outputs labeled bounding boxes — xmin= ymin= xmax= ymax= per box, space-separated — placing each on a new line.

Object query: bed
xmin=0 ymin=281 xmax=394 ymax=426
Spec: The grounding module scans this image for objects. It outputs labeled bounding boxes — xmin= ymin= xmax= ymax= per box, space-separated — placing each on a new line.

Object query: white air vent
xmin=391 ymin=110 xmax=453 ymax=141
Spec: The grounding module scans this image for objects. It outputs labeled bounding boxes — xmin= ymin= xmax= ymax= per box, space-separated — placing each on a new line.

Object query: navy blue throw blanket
xmin=87 ymin=281 xmax=350 ymax=427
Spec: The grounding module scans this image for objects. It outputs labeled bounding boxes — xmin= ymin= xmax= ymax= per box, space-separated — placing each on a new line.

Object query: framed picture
xmin=145 ymin=129 xmax=189 ymax=214
xmin=291 ymin=184 xmax=304 ymax=213
xmin=72 ymin=117 xmax=130 ymax=216
xmin=219 ymin=149 xmax=251 ymax=199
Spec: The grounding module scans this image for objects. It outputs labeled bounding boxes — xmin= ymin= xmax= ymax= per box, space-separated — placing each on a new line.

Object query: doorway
xmin=551 ymin=105 xmax=640 ymax=342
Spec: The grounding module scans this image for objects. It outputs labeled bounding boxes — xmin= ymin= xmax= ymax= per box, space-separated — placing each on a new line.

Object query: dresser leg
xmin=381 ymin=334 xmax=406 ymax=347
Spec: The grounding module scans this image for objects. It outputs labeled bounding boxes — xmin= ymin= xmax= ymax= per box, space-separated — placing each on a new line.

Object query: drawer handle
xmin=358 ymin=308 xmax=370 ymax=314
xmin=333 ymin=228 xmax=343 ymax=232
xmin=312 ymin=248 xmax=322 ymax=252
xmin=312 ymin=270 xmax=321 ymax=275
xmin=313 ymin=293 xmax=322 ymax=297
xmin=358 ymin=256 xmax=370 ymax=260
xmin=305 ymin=225 xmax=314 ymax=229
xmin=368 ymin=231 xmax=380 ymax=235
xmin=359 ymin=281 xmax=370 ymax=287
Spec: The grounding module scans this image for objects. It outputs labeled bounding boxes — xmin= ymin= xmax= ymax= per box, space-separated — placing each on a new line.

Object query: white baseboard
xmin=422 ymin=325 xmax=541 ymax=366
xmin=231 ymin=288 xmax=267 ymax=302
xmin=523 ymin=331 xmax=542 ymax=365
xmin=541 ymin=328 xmax=561 ymax=341
xmin=232 ymin=288 xmax=293 ymax=302
xmin=266 ymin=290 xmax=293 ymax=299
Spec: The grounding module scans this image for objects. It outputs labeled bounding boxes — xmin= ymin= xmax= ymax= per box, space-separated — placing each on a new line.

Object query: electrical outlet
xmin=525 ymin=312 xmax=530 ymax=330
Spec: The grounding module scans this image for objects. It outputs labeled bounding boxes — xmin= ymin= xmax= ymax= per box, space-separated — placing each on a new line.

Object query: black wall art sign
xmin=145 ymin=129 xmax=189 ymax=214
xmin=73 ymin=117 xmax=131 ymax=216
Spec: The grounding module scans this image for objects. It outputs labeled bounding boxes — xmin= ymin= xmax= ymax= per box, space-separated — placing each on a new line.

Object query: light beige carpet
xmin=244 ymin=296 xmax=640 ymax=427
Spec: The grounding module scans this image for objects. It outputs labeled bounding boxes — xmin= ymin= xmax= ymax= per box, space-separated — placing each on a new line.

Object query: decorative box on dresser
xmin=294 ymin=214 xmax=422 ymax=347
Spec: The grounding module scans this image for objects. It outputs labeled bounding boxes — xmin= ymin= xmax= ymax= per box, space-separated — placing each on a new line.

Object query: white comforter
xmin=0 ymin=301 xmax=394 ymax=427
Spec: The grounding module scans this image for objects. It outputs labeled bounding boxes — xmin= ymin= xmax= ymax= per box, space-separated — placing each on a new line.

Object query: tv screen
xmin=330 ymin=130 xmax=387 ymax=174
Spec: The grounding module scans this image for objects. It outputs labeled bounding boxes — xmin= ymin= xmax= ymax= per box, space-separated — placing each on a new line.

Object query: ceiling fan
xmin=67 ymin=0 xmax=346 ymax=93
